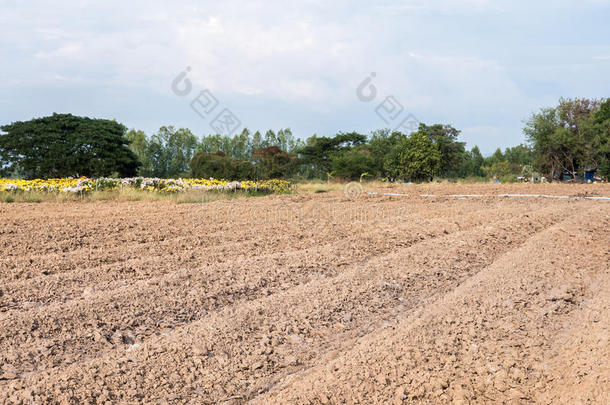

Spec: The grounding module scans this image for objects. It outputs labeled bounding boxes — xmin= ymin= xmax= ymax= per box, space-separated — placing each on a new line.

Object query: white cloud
xmin=1 ymin=0 xmax=609 ymax=151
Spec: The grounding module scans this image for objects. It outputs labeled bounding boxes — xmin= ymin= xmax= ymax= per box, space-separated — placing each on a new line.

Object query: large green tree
xmin=384 ymin=131 xmax=441 ymax=181
xmin=467 ymin=146 xmax=485 ymax=177
xmin=580 ymin=99 xmax=610 ymax=177
xmin=524 ymin=98 xmax=606 ymax=178
xmin=367 ymin=129 xmax=401 ymax=177
xmin=418 ymin=124 xmax=468 ymax=177
xmin=0 ymin=113 xmax=139 ymax=179
xmin=298 ymin=132 xmax=367 ymax=178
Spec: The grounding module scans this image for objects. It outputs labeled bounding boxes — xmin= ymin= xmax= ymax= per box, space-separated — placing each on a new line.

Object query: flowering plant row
xmin=0 ymin=178 xmax=292 ymax=194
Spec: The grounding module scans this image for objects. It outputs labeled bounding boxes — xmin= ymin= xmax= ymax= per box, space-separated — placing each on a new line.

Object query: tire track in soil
xmin=0 ymin=201 xmax=525 ymax=380
xmin=0 ymin=204 xmax=570 ymax=403
xmin=251 ymin=207 xmax=609 ymax=405
xmin=0 ymin=199 xmax=520 ymax=311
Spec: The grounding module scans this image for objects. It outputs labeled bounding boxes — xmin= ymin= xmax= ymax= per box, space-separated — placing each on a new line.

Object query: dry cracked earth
xmin=0 ymin=184 xmax=609 ymax=404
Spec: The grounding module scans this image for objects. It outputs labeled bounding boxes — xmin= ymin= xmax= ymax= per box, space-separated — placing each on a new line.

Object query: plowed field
xmin=1 ymin=184 xmax=609 ymax=404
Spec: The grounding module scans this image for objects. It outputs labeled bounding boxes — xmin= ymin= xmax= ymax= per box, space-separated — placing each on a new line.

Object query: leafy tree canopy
xmin=0 ymin=113 xmax=139 ymax=179
xmin=384 ymin=131 xmax=441 ymax=181
xmin=524 ymin=98 xmax=609 ymax=178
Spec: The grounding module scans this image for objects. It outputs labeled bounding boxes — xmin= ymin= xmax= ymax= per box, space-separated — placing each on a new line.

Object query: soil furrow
xmin=0 ymin=204 xmax=568 ymax=403
xmin=0 ymin=197 xmax=501 ymax=280
xmin=251 ymin=207 xmax=609 ymax=404
xmin=1 ymin=186 xmax=607 ymax=404
xmin=0 ymin=201 xmax=525 ymax=379
xmin=0 ymin=200 xmax=522 ymax=310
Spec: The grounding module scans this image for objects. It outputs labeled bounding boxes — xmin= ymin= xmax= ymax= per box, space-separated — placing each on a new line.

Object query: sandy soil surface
xmin=0 ymin=184 xmax=608 ymax=404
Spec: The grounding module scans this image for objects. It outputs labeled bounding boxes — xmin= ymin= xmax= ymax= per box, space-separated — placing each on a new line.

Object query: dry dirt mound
xmin=0 ymin=184 xmax=608 ymax=404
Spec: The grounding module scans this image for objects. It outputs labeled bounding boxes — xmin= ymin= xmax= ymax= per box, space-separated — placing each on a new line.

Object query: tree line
xmin=121 ymin=123 xmax=541 ymax=182
xmin=1 ymin=98 xmax=608 ymax=181
xmin=121 ymin=124 xmax=537 ymax=182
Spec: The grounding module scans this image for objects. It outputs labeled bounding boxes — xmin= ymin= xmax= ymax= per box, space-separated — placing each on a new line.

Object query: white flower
xmin=224 ymin=181 xmax=241 ymax=190
xmin=62 ymin=185 xmax=85 ymax=193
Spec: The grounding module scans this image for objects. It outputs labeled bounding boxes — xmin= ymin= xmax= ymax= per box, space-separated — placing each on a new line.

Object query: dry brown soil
xmin=0 ymin=184 xmax=609 ymax=404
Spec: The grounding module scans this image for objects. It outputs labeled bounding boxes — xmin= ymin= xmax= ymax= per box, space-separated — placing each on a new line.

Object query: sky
xmin=1 ymin=0 xmax=610 ymax=154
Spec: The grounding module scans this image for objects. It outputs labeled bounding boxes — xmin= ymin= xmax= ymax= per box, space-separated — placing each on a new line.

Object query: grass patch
xmin=1 ymin=191 xmax=48 ymax=203
xmin=0 ymin=188 xmax=273 ymax=204
xmin=295 ymin=179 xmax=403 ymax=194
xmin=455 ymin=176 xmax=490 ymax=184
xmin=173 ymin=189 xmax=271 ymax=204
xmin=294 ymin=180 xmax=344 ymax=194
